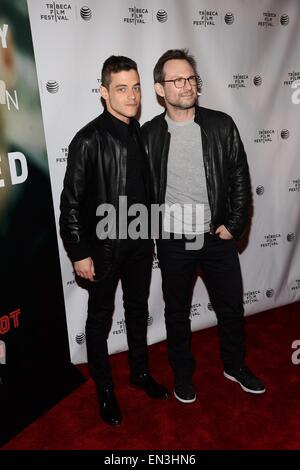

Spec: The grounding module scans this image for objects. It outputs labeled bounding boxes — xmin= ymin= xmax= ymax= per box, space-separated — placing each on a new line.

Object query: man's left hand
xmin=215 ymin=225 xmax=233 ymax=240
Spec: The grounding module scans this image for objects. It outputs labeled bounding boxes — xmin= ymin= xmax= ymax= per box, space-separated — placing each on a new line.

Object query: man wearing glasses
xmin=142 ymin=49 xmax=265 ymax=404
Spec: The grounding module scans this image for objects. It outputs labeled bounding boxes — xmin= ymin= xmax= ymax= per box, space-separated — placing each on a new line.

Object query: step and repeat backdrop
xmin=26 ymin=0 xmax=300 ymax=364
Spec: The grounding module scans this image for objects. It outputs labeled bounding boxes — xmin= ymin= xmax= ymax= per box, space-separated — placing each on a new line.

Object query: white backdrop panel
xmin=27 ymin=0 xmax=300 ymax=363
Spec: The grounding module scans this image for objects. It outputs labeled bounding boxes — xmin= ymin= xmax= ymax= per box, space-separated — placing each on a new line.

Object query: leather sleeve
xmin=59 ymin=133 xmax=93 ymax=262
xmin=224 ymin=119 xmax=251 ymax=239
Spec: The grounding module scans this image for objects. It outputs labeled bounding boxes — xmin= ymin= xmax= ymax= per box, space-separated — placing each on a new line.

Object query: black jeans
xmin=156 ymin=233 xmax=245 ymax=385
xmin=86 ymin=239 xmax=153 ymax=390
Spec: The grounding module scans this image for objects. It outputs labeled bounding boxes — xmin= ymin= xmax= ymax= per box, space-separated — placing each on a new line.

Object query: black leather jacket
xmin=59 ymin=111 xmax=150 ymax=270
xmin=141 ymin=105 xmax=251 ymax=239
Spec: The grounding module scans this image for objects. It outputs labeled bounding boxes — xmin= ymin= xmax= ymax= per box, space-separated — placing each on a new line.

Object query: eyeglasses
xmin=160 ymin=75 xmax=201 ymax=89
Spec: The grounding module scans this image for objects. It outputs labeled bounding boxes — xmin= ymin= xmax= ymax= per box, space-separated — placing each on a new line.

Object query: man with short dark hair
xmin=142 ymin=49 xmax=265 ymax=404
xmin=60 ymin=55 xmax=169 ymax=427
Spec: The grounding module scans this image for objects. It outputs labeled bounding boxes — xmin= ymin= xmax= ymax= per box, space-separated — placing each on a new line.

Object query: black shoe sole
xmin=174 ymin=389 xmax=196 ymax=403
xmin=224 ymin=371 xmax=266 ymax=394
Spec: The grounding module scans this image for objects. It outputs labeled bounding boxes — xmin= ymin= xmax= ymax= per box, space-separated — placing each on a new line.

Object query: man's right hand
xmin=74 ymin=257 xmax=95 ymax=281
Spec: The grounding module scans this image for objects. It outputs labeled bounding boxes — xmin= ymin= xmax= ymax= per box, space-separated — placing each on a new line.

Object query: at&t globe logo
xmin=280 ymin=14 xmax=289 ymax=26
xmin=253 ymin=75 xmax=262 ymax=86
xmin=80 ymin=6 xmax=92 ymax=21
xmin=256 ymin=185 xmax=264 ymax=196
xmin=75 ymin=332 xmax=86 ymax=345
xmin=265 ymin=289 xmax=274 ymax=298
xmin=46 ymin=80 xmax=59 ymax=93
xmin=156 ymin=9 xmax=167 ymax=23
xmin=280 ymin=129 xmax=289 ymax=139
xmin=224 ymin=12 xmax=234 ymax=25
xmin=287 ymin=232 xmax=295 ymax=242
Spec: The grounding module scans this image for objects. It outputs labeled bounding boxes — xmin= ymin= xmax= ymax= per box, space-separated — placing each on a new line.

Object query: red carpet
xmin=1 ymin=302 xmax=300 ymax=450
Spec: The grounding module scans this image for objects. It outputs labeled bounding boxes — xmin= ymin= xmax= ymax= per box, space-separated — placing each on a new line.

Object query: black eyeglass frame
xmin=160 ymin=75 xmax=202 ymax=89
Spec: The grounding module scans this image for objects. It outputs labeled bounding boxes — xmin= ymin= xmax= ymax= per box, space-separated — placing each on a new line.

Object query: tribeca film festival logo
xmin=244 ymin=290 xmax=261 ymax=305
xmin=228 ymin=74 xmax=250 ymax=90
xmin=284 ymin=71 xmax=300 ymax=87
xmin=282 ymin=71 xmax=300 ymax=105
xmin=291 ymin=340 xmax=300 ymax=365
xmin=291 ymin=79 xmax=300 ymax=105
xmin=253 ymin=128 xmax=289 ymax=144
xmin=56 ymin=147 xmax=68 ymax=164
xmin=190 ymin=303 xmax=202 ymax=319
xmin=291 ymin=279 xmax=300 ymax=292
xmin=92 ymin=78 xmax=101 ymax=95
xmin=113 ymin=319 xmax=127 ymax=336
xmin=253 ymin=129 xmax=275 ymax=144
xmin=40 ymin=3 xmax=72 ymax=22
xmin=288 ymin=178 xmax=300 ymax=192
xmin=123 ymin=6 xmax=149 ymax=24
xmin=193 ymin=9 xmax=219 ymax=27
xmin=258 ymin=12 xmax=289 ymax=28
xmin=260 ymin=233 xmax=281 ymax=248
xmin=152 ymin=251 xmax=159 ymax=269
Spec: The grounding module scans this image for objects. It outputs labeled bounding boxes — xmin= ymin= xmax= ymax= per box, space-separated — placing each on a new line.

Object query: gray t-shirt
xmin=164 ymin=114 xmax=211 ymax=234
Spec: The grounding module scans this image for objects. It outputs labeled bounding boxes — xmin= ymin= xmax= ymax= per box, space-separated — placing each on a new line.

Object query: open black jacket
xmin=141 ymin=105 xmax=251 ymax=239
xmin=59 ymin=111 xmax=151 ymax=271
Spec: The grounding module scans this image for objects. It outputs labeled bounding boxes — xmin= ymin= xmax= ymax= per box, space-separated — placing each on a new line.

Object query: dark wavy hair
xmin=101 ymin=55 xmax=138 ymax=88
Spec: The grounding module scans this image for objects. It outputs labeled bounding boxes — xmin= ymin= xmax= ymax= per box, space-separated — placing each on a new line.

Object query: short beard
xmin=166 ymin=95 xmax=197 ymax=110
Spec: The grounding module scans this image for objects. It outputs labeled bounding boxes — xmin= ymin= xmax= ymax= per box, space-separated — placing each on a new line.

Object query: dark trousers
xmin=86 ymin=239 xmax=153 ymax=390
xmin=156 ymin=232 xmax=245 ymax=384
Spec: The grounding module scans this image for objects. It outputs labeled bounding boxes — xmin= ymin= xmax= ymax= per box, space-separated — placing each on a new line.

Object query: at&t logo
xmin=224 ymin=12 xmax=234 ymax=25
xmin=256 ymin=185 xmax=264 ymax=196
xmin=287 ymin=232 xmax=295 ymax=242
xmin=46 ymin=80 xmax=59 ymax=93
xmin=80 ymin=6 xmax=92 ymax=21
xmin=253 ymin=75 xmax=262 ymax=86
xmin=265 ymin=289 xmax=274 ymax=298
xmin=156 ymin=10 xmax=167 ymax=23
xmin=280 ymin=129 xmax=289 ymax=139
xmin=75 ymin=333 xmax=86 ymax=345
xmin=280 ymin=14 xmax=289 ymax=26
